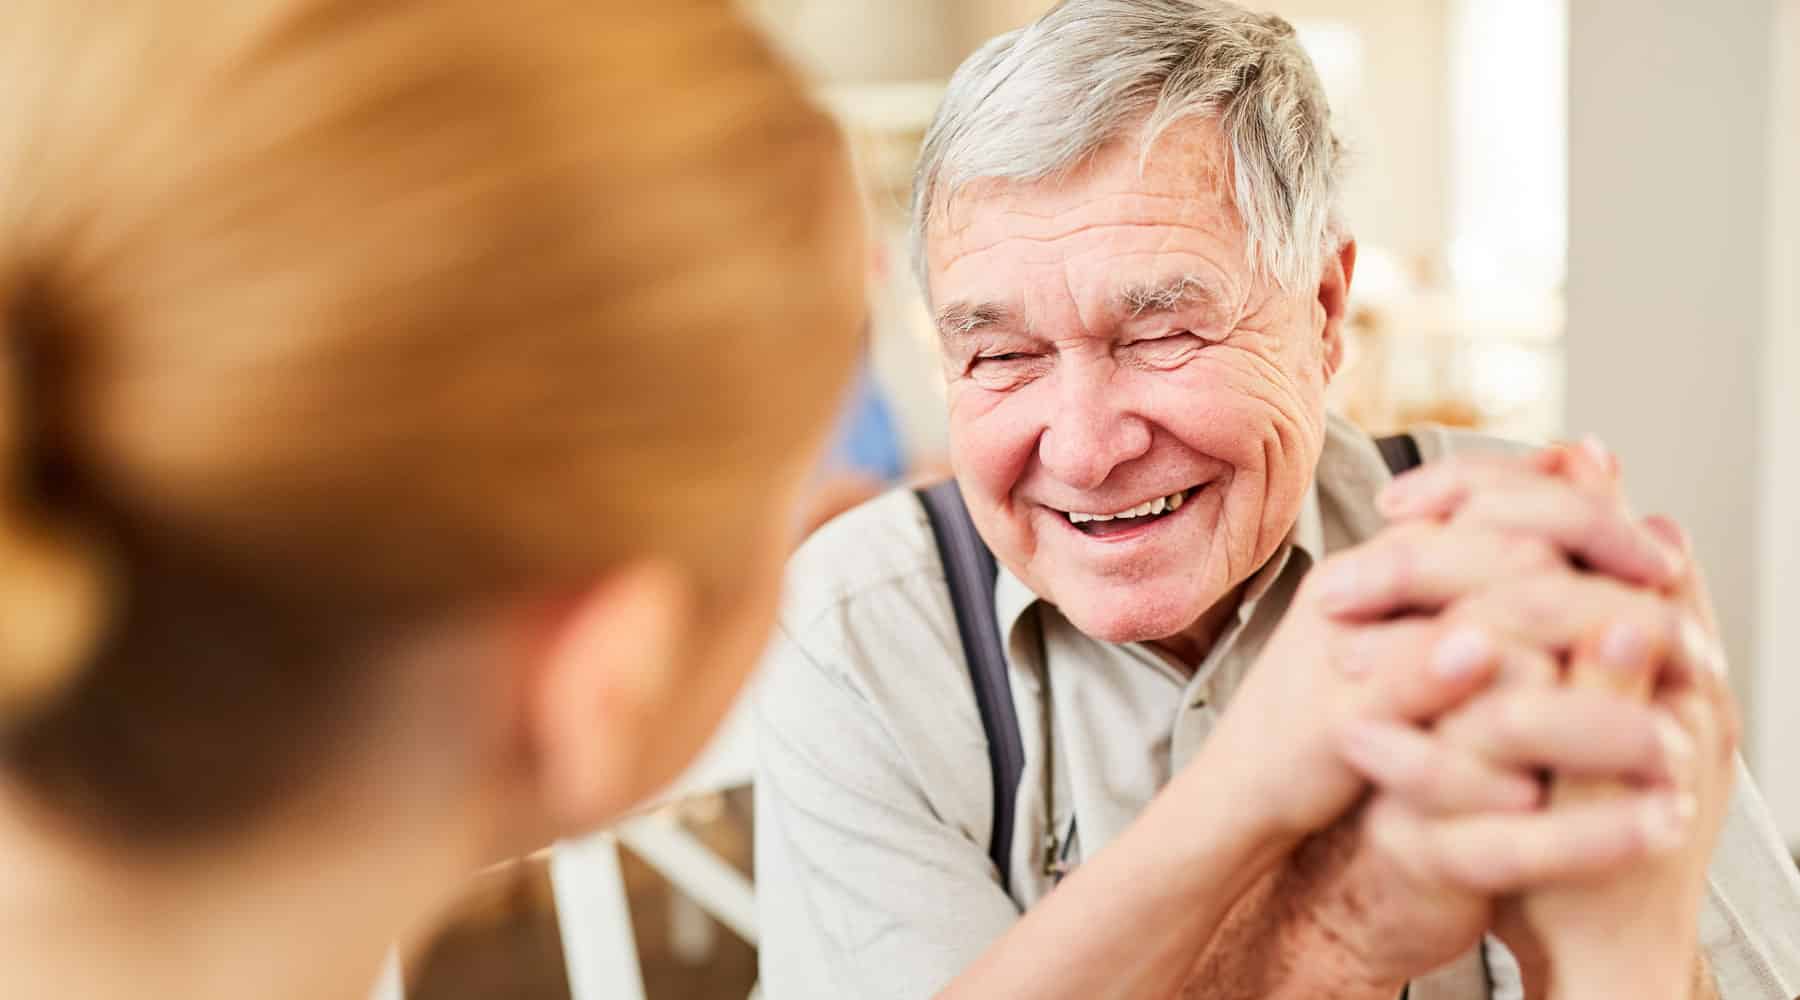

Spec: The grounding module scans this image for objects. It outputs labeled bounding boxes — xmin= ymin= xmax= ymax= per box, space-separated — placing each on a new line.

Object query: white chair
xmin=553 ymin=699 xmax=760 ymax=1000
xmin=371 ymin=950 xmax=406 ymax=1000
xmin=372 ymin=691 xmax=762 ymax=1000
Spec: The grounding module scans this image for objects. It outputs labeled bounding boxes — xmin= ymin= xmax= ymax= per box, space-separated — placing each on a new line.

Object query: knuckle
xmin=1389 ymin=518 xmax=1438 ymax=542
xmin=1460 ymin=837 xmax=1519 ymax=892
xmin=1379 ymin=536 xmax=1420 ymax=595
xmin=1382 ymin=546 xmax=1411 ymax=600
xmin=1316 ymin=550 xmax=1365 ymax=588
xmin=1578 ymin=492 xmax=1617 ymax=536
xmin=1649 ymin=600 xmax=1685 ymax=651
xmin=1636 ymin=710 xmax=1677 ymax=773
xmin=1657 ymin=714 xmax=1701 ymax=786
xmin=1434 ymin=707 xmax=1481 ymax=748
xmin=1488 ymin=694 xmax=1534 ymax=751
xmin=1311 ymin=548 xmax=1370 ymax=600
xmin=1717 ymin=696 xmax=1744 ymax=757
xmin=1509 ymin=571 xmax=1569 ymax=623
xmin=1604 ymin=585 xmax=1672 ymax=650
xmin=1455 ymin=582 xmax=1536 ymax=637
xmin=1413 ymin=756 xmax=1453 ymax=804
xmin=1511 ymin=536 xmax=1563 ymax=573
xmin=1510 ymin=647 xmax=1560 ymax=688
xmin=1680 ymin=615 xmax=1726 ymax=681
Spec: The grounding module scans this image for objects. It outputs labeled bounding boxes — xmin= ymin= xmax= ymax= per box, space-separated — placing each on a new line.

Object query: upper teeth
xmin=1067 ymin=490 xmax=1187 ymax=524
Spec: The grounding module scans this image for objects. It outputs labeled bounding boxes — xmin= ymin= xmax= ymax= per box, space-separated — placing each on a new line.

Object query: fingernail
xmin=1432 ymin=626 xmax=1493 ymax=681
xmin=1600 ymin=622 xmax=1649 ymax=670
xmin=1642 ymin=793 xmax=1696 ymax=853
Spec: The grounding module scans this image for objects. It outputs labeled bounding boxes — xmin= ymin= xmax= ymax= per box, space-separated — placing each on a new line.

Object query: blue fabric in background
xmin=825 ymin=364 xmax=906 ymax=482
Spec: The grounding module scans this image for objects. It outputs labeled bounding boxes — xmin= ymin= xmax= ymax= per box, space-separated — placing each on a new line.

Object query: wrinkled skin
xmin=926 ymin=118 xmax=1351 ymax=661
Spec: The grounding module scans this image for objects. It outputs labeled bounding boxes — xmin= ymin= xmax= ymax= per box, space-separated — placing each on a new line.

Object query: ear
xmin=1317 ymin=238 xmax=1357 ymax=381
xmin=525 ymin=560 xmax=693 ymax=836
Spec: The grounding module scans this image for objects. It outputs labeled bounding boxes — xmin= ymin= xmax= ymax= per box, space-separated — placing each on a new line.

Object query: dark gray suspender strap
xmin=1376 ymin=432 xmax=1423 ymax=477
xmin=915 ymin=433 xmax=1419 ymax=899
xmin=916 ymin=479 xmax=1024 ymax=894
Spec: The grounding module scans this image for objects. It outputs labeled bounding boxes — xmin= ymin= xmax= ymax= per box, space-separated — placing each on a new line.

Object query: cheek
xmin=947 ymin=383 xmax=1043 ymax=504
xmin=1146 ymin=354 xmax=1319 ymax=462
xmin=659 ymin=506 xmax=793 ymax=773
xmin=638 ymin=569 xmax=781 ymax=800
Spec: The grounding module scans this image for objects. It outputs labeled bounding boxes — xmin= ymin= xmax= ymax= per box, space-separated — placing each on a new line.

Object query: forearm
xmin=1539 ymin=948 xmax=1713 ymax=1000
xmin=1181 ymin=838 xmax=1401 ymax=1000
xmin=939 ymin=766 xmax=1294 ymax=1000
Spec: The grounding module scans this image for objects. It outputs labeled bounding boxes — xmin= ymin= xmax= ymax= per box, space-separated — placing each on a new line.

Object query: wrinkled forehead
xmin=925 ymin=118 xmax=1251 ymax=305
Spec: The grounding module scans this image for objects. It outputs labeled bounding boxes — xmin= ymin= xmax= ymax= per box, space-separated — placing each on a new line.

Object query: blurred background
xmin=404 ymin=1 xmax=1800 ymax=997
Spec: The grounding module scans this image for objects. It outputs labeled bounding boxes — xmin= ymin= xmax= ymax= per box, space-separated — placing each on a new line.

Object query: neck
xmin=0 ymin=773 xmax=482 ymax=1000
xmin=1149 ymin=581 xmax=1248 ymax=669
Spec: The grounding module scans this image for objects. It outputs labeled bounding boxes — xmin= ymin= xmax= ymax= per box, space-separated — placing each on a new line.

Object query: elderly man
xmin=755 ymin=2 xmax=1800 ymax=997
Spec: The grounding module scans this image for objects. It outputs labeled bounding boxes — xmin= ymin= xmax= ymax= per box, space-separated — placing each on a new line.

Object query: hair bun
xmin=1 ymin=283 xmax=114 ymax=729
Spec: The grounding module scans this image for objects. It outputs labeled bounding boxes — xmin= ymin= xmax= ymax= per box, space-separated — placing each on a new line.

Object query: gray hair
xmin=911 ymin=0 xmax=1343 ymax=297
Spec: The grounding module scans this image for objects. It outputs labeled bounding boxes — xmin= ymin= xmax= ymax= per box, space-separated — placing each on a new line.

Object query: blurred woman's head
xmin=0 ymin=0 xmax=860 ymax=859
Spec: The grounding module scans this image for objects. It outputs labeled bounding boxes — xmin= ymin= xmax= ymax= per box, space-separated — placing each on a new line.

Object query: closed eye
xmin=1112 ymin=332 xmax=1208 ymax=373
xmin=1132 ymin=331 xmax=1209 ymax=348
xmin=965 ymin=349 xmax=1050 ymax=390
xmin=1123 ymin=331 xmax=1212 ymax=362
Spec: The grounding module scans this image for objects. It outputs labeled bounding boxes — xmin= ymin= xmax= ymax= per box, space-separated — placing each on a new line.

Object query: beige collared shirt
xmin=755 ymin=414 xmax=1800 ymax=1000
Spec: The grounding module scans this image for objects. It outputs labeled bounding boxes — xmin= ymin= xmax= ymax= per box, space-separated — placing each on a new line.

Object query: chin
xmin=1054 ymin=582 xmax=1214 ymax=646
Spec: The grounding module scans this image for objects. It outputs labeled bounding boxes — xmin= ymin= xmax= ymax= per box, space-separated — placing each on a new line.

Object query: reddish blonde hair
xmin=0 ymin=0 xmax=860 ymax=834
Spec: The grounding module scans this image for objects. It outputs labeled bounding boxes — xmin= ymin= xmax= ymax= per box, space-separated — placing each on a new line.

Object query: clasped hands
xmin=1207 ymin=440 xmax=1735 ymax=1000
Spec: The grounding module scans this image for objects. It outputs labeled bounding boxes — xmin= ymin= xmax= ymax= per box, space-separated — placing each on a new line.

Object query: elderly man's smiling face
xmin=926 ymin=119 xmax=1353 ymax=656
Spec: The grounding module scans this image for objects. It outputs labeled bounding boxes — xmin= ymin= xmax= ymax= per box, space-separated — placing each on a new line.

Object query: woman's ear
xmin=523 ymin=559 xmax=693 ymax=837
xmin=1318 ymin=238 xmax=1357 ymax=381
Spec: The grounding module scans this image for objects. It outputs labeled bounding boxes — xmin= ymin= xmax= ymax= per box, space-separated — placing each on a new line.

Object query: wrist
xmin=1544 ymin=938 xmax=1701 ymax=1000
xmin=1249 ymin=831 xmax=1408 ymax=998
xmin=1279 ymin=905 xmax=1407 ymax=999
xmin=1157 ymin=758 xmax=1303 ymax=898
xmin=1548 ymin=962 xmax=1695 ymax=1000
xmin=1183 ymin=860 xmax=1403 ymax=1000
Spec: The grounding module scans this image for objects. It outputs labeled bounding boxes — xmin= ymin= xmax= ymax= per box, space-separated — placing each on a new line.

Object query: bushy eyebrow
xmin=1115 ymin=273 xmax=1228 ymax=320
xmin=934 ymin=300 xmax=1018 ymax=344
xmin=936 ymin=272 xmax=1227 ymax=349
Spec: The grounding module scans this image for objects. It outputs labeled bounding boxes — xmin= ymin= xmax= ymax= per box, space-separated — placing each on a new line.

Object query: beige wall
xmin=1567 ymin=0 xmax=1788 ymax=835
xmin=964 ymin=0 xmax=1463 ymax=264
xmin=956 ymin=0 xmax=1055 ymax=44
xmin=1261 ymin=0 xmax=1451 ymax=267
xmin=742 ymin=0 xmax=965 ymax=83
xmin=1756 ymin=0 xmax=1800 ymax=842
xmin=751 ymin=0 xmax=1453 ymax=265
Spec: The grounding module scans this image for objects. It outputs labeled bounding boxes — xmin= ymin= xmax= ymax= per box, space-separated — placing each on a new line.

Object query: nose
xmin=1037 ymin=361 xmax=1151 ymax=492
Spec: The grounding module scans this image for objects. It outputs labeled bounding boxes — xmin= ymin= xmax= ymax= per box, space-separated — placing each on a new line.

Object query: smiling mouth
xmin=1058 ymin=486 xmax=1198 ymax=537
